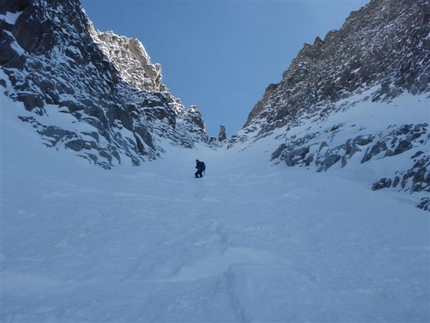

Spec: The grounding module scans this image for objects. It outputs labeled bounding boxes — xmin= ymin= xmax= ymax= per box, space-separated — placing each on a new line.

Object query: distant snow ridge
xmin=0 ymin=0 xmax=207 ymax=168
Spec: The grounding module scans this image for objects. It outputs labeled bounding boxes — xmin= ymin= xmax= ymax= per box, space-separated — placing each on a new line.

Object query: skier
xmin=195 ymin=159 xmax=206 ymax=178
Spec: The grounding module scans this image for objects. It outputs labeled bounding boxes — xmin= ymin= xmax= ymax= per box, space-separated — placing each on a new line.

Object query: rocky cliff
xmin=243 ymin=0 xmax=429 ymax=135
xmin=0 ymin=0 xmax=207 ymax=168
xmin=236 ymin=0 xmax=430 ymax=210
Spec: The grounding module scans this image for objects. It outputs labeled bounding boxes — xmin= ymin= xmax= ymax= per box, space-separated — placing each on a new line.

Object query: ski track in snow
xmin=1 ymin=96 xmax=430 ymax=322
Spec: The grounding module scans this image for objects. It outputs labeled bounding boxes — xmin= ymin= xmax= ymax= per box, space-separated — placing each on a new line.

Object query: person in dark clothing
xmin=195 ymin=159 xmax=206 ymax=178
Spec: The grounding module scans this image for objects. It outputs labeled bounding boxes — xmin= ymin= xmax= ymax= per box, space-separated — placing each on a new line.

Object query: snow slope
xmin=1 ymin=91 xmax=429 ymax=322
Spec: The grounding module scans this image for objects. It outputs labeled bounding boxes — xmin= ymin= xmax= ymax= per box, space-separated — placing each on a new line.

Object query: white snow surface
xmin=1 ymin=92 xmax=429 ymax=322
xmin=0 ymin=12 xmax=22 ymax=25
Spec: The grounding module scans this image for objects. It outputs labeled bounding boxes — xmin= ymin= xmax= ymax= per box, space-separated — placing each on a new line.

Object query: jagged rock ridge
xmin=88 ymin=26 xmax=206 ymax=136
xmin=243 ymin=0 xmax=429 ymax=135
xmin=0 ymin=0 xmax=207 ymax=168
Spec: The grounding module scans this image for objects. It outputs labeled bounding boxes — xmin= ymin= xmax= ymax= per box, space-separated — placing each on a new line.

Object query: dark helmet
xmin=196 ymin=159 xmax=199 ymax=162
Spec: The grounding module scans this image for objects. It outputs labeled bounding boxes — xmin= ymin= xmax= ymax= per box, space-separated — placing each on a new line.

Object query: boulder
xmin=372 ymin=178 xmax=392 ymax=190
xmin=417 ymin=198 xmax=430 ymax=212
xmin=65 ymin=139 xmax=86 ymax=152
xmin=319 ymin=154 xmax=341 ymax=172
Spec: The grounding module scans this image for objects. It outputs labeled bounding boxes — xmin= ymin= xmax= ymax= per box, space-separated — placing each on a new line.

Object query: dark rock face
xmin=243 ymin=0 xmax=430 ymax=137
xmin=0 ymin=22 xmax=26 ymax=69
xmin=218 ymin=125 xmax=227 ymax=142
xmin=0 ymin=0 xmax=207 ymax=168
xmin=0 ymin=0 xmax=31 ymax=14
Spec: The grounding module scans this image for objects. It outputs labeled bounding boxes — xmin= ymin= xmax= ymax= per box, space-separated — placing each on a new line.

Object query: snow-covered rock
xmin=1 ymin=0 xmax=429 ymax=320
xmin=2 ymin=95 xmax=429 ymax=322
xmin=242 ymin=0 xmax=430 ymax=137
xmin=234 ymin=0 xmax=430 ymax=210
xmin=0 ymin=0 xmax=207 ymax=168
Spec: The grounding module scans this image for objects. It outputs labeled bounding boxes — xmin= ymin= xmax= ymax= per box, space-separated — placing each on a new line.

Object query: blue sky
xmin=81 ymin=0 xmax=369 ymax=137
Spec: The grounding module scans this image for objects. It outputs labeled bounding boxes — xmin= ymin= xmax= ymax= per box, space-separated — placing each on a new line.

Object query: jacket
xmin=196 ymin=161 xmax=206 ymax=171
